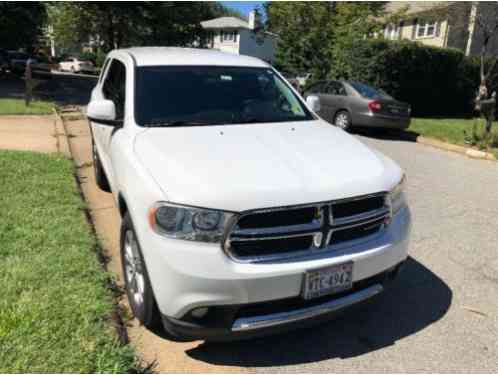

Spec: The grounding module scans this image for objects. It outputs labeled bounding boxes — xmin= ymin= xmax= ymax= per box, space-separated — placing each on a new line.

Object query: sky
xmin=222 ymin=1 xmax=267 ymax=17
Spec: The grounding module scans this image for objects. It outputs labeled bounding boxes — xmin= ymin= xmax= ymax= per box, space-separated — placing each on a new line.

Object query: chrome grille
xmin=224 ymin=194 xmax=390 ymax=262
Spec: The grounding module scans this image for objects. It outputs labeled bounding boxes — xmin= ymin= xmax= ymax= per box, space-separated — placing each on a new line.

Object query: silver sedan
xmin=304 ymin=80 xmax=411 ymax=132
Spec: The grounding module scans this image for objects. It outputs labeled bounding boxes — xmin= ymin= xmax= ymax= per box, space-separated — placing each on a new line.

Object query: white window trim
xmin=384 ymin=23 xmax=400 ymax=40
xmin=416 ymin=21 xmax=438 ymax=39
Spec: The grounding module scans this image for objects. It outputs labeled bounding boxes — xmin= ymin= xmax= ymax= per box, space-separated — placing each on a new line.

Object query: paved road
xmin=183 ymin=135 xmax=498 ymax=373
xmin=23 ymin=74 xmax=498 ymax=372
xmin=188 ymin=134 xmax=498 ymax=373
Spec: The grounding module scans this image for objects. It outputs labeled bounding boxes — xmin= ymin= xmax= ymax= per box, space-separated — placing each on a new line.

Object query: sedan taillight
xmin=368 ymin=100 xmax=382 ymax=112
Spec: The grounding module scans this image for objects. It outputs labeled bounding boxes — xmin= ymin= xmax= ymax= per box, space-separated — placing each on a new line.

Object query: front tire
xmin=121 ymin=212 xmax=161 ymax=329
xmin=334 ymin=110 xmax=352 ymax=132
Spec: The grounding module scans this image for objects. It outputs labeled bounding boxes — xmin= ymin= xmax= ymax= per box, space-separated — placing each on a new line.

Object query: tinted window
xmin=135 ymin=66 xmax=314 ymax=127
xmin=103 ymin=59 xmax=126 ymax=119
xmin=349 ymin=81 xmax=392 ymax=100
xmin=325 ymin=81 xmax=347 ymax=96
xmin=307 ymin=81 xmax=325 ymax=93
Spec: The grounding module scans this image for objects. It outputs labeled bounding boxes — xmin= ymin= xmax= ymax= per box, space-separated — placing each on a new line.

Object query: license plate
xmin=302 ymin=262 xmax=353 ymax=300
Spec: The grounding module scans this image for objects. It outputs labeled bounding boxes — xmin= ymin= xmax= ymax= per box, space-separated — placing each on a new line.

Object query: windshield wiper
xmin=144 ymin=120 xmax=214 ymax=127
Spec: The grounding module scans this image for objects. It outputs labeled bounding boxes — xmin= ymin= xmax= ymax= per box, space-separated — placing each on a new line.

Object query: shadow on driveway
xmin=353 ymin=127 xmax=420 ymax=142
xmin=186 ymin=257 xmax=451 ymax=367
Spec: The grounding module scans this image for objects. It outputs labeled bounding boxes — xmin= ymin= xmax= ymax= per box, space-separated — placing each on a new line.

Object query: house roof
xmin=385 ymin=1 xmax=451 ymax=16
xmin=118 ymin=47 xmax=269 ymax=67
xmin=201 ymin=17 xmax=250 ymax=30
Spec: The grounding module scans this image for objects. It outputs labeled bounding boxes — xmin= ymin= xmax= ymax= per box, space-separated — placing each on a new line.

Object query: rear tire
xmin=334 ymin=111 xmax=352 ymax=132
xmin=92 ymin=140 xmax=111 ymax=192
xmin=121 ymin=212 xmax=161 ymax=329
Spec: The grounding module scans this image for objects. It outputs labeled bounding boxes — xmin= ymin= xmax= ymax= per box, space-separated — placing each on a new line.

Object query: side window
xmin=327 ymin=82 xmax=347 ymax=96
xmin=102 ymin=59 xmax=126 ymax=120
xmin=336 ymin=83 xmax=347 ymax=96
xmin=308 ymin=81 xmax=324 ymax=93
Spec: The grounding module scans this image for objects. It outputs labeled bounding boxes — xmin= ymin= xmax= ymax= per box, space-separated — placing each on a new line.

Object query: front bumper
xmin=161 ymin=266 xmax=402 ymax=341
xmin=135 ymin=206 xmax=411 ymax=339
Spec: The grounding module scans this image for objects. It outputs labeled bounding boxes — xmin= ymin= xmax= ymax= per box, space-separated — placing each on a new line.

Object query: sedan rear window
xmin=349 ymin=81 xmax=392 ymax=100
xmin=135 ymin=66 xmax=313 ymax=127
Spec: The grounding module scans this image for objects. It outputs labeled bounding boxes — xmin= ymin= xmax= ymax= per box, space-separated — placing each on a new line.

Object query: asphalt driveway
xmin=187 ymin=133 xmax=498 ymax=372
xmin=23 ymin=73 xmax=498 ymax=372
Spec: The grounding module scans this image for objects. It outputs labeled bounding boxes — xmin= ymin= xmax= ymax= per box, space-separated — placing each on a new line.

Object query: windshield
xmin=135 ymin=66 xmax=313 ymax=127
xmin=349 ymin=81 xmax=392 ymax=100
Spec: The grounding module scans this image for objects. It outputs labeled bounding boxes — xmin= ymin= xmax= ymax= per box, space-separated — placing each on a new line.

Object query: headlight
xmin=388 ymin=175 xmax=406 ymax=215
xmin=148 ymin=203 xmax=234 ymax=243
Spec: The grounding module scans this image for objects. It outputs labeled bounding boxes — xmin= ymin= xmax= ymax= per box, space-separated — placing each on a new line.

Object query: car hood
xmin=134 ymin=120 xmax=403 ymax=212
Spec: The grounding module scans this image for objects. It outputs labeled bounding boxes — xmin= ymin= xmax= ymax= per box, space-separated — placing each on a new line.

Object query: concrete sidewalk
xmin=62 ymin=114 xmax=242 ymax=373
xmin=0 ymin=115 xmax=69 ymax=155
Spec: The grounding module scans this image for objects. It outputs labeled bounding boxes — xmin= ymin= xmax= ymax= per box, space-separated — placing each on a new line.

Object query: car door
xmin=323 ymin=81 xmax=349 ymax=121
xmin=303 ymin=81 xmax=326 ymax=117
xmin=90 ymin=58 xmax=126 ymax=186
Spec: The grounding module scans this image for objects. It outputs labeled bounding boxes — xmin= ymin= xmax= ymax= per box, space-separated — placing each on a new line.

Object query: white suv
xmin=87 ymin=47 xmax=411 ymax=341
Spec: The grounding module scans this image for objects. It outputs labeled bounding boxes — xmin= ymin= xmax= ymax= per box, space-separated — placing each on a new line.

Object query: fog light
xmin=191 ymin=307 xmax=209 ymax=319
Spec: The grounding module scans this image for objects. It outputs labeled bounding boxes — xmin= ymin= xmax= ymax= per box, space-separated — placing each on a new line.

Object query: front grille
xmin=225 ymin=194 xmax=390 ymax=262
xmin=329 ymin=216 xmax=386 ymax=245
xmin=230 ymin=236 xmax=313 ymax=258
xmin=332 ymin=196 xmax=384 ymax=218
xmin=237 ymin=207 xmax=317 ymax=229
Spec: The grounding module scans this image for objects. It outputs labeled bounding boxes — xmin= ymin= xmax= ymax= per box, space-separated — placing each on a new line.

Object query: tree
xmin=0 ymin=3 xmax=47 ymax=51
xmin=265 ymin=2 xmax=386 ymax=79
xmin=468 ymin=3 xmax=498 ymax=133
xmin=430 ymin=2 xmax=498 ymax=133
xmin=265 ymin=2 xmax=337 ymax=78
xmin=46 ymin=2 xmax=243 ymax=55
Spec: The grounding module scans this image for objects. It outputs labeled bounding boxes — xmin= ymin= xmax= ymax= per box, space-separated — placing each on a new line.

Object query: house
xmin=200 ymin=11 xmax=277 ymax=64
xmin=382 ymin=2 xmax=498 ymax=56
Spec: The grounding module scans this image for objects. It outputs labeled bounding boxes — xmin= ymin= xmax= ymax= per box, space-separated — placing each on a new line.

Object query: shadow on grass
xmin=183 ymin=257 xmax=451 ymax=367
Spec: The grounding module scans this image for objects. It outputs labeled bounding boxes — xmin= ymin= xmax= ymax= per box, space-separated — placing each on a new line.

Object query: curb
xmin=59 ymin=109 xmax=132 ymax=348
xmin=400 ymin=133 xmax=496 ymax=161
xmin=52 ymin=108 xmax=71 ymax=157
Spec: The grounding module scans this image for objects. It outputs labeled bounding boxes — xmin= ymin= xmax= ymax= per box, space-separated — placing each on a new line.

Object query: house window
xmin=416 ymin=21 xmax=438 ymax=38
xmin=384 ymin=24 xmax=400 ymax=40
xmin=219 ymin=30 xmax=238 ymax=43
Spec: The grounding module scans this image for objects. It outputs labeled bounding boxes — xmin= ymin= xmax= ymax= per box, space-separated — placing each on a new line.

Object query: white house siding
xmin=238 ymin=29 xmax=276 ymax=64
xmin=209 ymin=30 xmax=240 ymax=55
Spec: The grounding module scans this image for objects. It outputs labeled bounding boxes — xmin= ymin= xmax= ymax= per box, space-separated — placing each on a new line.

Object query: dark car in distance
xmin=303 ymin=80 xmax=411 ymax=132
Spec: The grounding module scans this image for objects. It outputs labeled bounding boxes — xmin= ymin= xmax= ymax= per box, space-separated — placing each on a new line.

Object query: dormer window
xmin=416 ymin=21 xmax=438 ymax=38
xmin=220 ymin=30 xmax=238 ymax=42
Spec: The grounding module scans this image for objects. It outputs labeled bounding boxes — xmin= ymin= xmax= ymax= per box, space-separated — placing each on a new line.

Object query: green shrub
xmin=329 ymin=39 xmax=481 ymax=117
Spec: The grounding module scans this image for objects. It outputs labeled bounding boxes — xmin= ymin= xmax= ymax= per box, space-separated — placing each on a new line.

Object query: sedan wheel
xmin=334 ymin=111 xmax=351 ymax=131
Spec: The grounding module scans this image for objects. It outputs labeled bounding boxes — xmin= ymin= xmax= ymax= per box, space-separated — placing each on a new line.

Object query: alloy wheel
xmin=123 ymin=230 xmax=145 ymax=309
xmin=335 ymin=113 xmax=349 ymax=130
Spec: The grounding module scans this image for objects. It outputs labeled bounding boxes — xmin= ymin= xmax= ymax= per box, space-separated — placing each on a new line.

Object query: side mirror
xmin=306 ymin=95 xmax=321 ymax=112
xmin=86 ymin=99 xmax=120 ymax=126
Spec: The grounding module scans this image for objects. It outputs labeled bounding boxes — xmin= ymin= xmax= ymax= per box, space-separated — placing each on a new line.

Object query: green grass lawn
xmin=0 ymin=151 xmax=136 ymax=372
xmin=0 ymin=98 xmax=54 ymax=115
xmin=409 ymin=117 xmax=498 ymax=147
